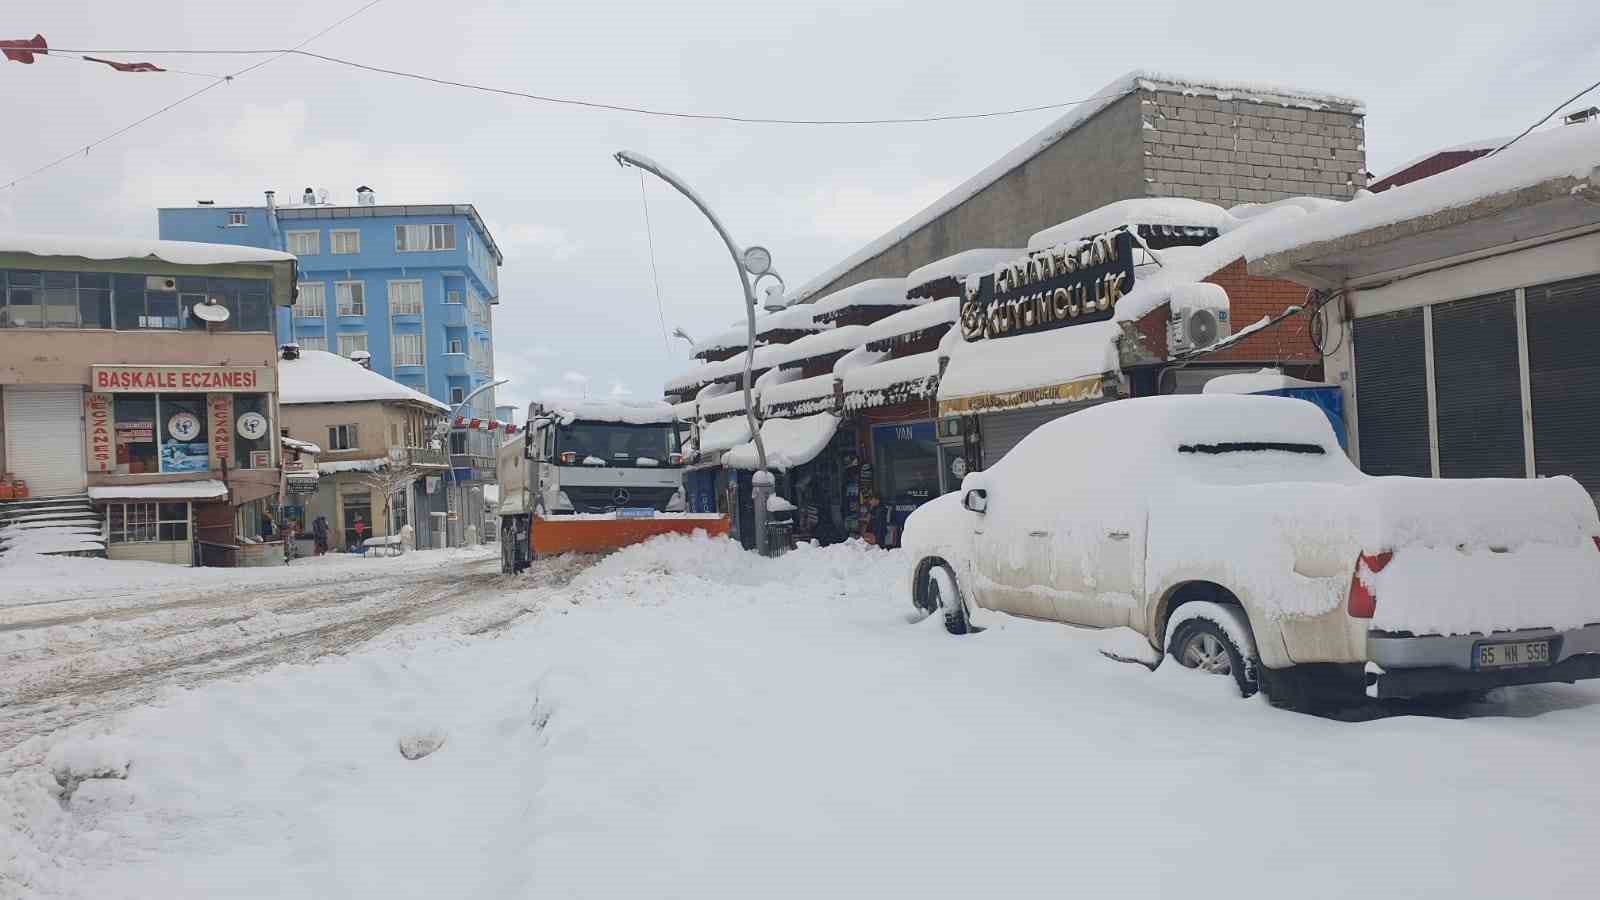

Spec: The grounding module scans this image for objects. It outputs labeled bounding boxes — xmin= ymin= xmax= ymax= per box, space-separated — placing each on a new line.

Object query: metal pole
xmin=614 ymin=151 xmax=772 ymax=554
xmin=437 ymin=377 xmax=508 ymax=548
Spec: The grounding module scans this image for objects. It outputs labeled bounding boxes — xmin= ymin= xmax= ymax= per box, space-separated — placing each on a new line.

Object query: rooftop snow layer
xmin=1202 ymin=367 xmax=1332 ymax=394
xmin=0 ymin=232 xmax=294 ymax=266
xmin=1028 ymin=199 xmax=1236 ymax=250
xmin=1112 ymin=204 xmax=1310 ymax=323
xmin=723 ymin=413 xmax=841 ymax=471
xmin=785 ymin=70 xmax=1362 ymax=305
xmin=1248 ymin=124 xmax=1600 ymax=262
xmin=280 ymin=351 xmax=449 ymax=410
xmin=762 ymin=325 xmax=869 ymax=369
xmin=807 ymin=279 xmax=911 ymax=317
xmin=860 ymin=297 xmax=959 ymax=347
xmin=761 ymin=372 xmax=838 ymax=414
xmin=1368 ymin=133 xmax=1519 ymax=185
xmin=87 ymin=479 xmax=229 ymax=501
xmin=842 ymin=350 xmax=941 ymax=410
xmin=700 ymin=388 xmax=753 ymax=419
xmin=938 ymin=320 xmax=1122 ymax=404
xmin=905 ymin=249 xmax=1024 ymax=294
xmin=548 ymin=399 xmax=678 ymax=426
xmin=697 ymin=416 xmax=752 ymax=454
xmin=755 ymin=303 xmax=826 ymax=336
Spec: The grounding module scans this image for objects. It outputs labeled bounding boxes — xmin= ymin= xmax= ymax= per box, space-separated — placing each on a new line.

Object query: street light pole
xmin=436 ymin=377 xmax=509 ymax=548
xmin=614 ymin=150 xmax=774 ymax=555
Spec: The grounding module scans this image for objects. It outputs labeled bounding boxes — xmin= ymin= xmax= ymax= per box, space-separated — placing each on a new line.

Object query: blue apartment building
xmin=159 ymin=188 xmax=505 ymax=543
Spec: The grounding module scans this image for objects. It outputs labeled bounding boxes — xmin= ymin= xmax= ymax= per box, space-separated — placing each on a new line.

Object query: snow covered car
xmin=903 ymin=394 xmax=1600 ymax=708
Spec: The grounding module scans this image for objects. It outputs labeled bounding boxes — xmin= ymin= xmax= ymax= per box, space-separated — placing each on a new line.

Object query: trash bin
xmin=763 ymin=517 xmax=795 ymax=557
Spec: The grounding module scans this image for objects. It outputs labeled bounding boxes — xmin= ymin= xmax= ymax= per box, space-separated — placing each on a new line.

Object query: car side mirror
xmin=962 ymin=488 xmax=988 ymax=514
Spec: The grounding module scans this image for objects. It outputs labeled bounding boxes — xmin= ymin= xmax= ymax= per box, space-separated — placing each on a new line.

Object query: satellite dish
xmin=192 ymin=303 xmax=231 ymax=324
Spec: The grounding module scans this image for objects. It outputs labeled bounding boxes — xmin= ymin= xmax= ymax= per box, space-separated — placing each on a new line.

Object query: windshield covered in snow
xmin=556 ymin=422 xmax=680 ymax=467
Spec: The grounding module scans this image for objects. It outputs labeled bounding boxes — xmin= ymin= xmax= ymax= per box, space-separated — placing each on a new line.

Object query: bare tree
xmin=352 ymin=462 xmax=435 ymax=536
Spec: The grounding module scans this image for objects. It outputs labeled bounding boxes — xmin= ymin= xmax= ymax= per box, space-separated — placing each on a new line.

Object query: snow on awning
xmin=87 ymin=479 xmax=229 ymax=501
xmin=319 ymin=459 xmax=387 ymax=474
xmin=1027 ymin=199 xmax=1236 ymax=250
xmin=698 ymin=415 xmax=752 ymax=455
xmin=937 ymin=321 xmax=1121 ymax=416
xmin=807 ymin=279 xmax=911 ymax=323
xmin=905 ymin=249 xmax=1024 ymax=299
xmin=755 ymin=303 xmax=827 ymax=337
xmin=1202 ymin=367 xmax=1332 ymax=394
xmin=723 ymin=413 xmax=840 ymax=471
xmin=761 ymin=372 xmax=838 ymax=418
xmin=761 ymin=325 xmax=868 ymax=370
xmin=700 ymin=387 xmax=753 ymax=420
xmin=281 ymin=436 xmax=322 ymax=455
xmin=859 ymin=297 xmax=959 ymax=350
xmin=843 ymin=350 xmax=941 ymax=411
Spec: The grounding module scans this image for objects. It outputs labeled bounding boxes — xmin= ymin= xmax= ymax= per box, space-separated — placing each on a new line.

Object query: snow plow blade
xmin=531 ymin=513 xmax=730 ymax=556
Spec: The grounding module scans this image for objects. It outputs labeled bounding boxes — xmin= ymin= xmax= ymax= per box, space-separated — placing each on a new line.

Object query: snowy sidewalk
xmin=5 ymin=535 xmax=1600 ymax=898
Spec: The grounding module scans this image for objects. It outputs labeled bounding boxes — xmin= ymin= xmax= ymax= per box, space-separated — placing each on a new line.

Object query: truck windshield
xmin=556 ymin=422 xmax=680 ymax=466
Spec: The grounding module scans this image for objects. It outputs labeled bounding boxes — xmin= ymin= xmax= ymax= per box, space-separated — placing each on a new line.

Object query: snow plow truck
xmin=496 ymin=399 xmax=729 ymax=572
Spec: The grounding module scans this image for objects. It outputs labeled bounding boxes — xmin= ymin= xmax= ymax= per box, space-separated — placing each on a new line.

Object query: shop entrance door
xmin=3 ymin=385 xmax=87 ymax=497
xmin=342 ymin=494 xmax=372 ymax=552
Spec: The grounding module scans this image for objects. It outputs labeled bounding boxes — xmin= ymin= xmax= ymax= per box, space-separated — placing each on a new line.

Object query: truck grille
xmin=563 ymin=485 xmax=677 ymax=513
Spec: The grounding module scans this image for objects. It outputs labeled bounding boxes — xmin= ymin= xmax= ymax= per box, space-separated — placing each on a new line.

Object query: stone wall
xmin=1141 ymin=89 xmax=1366 ymax=204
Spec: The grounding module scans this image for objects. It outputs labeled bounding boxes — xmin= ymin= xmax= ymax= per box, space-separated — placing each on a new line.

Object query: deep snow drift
xmin=4 ymin=535 xmax=1599 ymax=899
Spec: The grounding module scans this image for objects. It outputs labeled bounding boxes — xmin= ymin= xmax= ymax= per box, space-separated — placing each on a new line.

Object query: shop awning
xmin=937 ymin=320 xmax=1121 ymax=416
xmin=281 ymin=436 xmax=322 ymax=455
xmin=698 ymin=416 xmax=753 ymax=455
xmin=87 ymin=479 xmax=229 ymax=501
xmin=843 ymin=350 xmax=941 ymax=412
xmin=723 ymin=413 xmax=840 ymax=471
xmin=761 ymin=372 xmax=838 ymax=418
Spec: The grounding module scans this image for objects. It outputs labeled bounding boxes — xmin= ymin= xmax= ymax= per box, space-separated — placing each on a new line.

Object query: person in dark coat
xmin=866 ymin=495 xmax=889 ymax=548
xmin=312 ymin=515 xmax=329 ymax=555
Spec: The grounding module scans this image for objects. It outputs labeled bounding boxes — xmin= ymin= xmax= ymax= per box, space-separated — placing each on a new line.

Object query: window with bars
xmin=328 ymin=424 xmax=359 ymax=451
xmin=394 ymin=333 xmax=424 ymax=367
xmin=336 ymin=281 xmax=365 ymax=316
xmin=107 ymin=501 xmax=190 ymax=543
xmin=331 ymin=229 xmax=361 ymax=254
xmin=395 ymin=223 xmax=455 ymax=252
xmin=296 ymin=282 xmax=326 ymax=317
xmin=339 ymin=332 xmax=368 ymax=357
xmin=389 ymin=280 xmax=423 ymax=316
xmin=298 ymin=336 xmax=328 ymax=352
xmin=286 ymin=231 xmax=320 ymax=256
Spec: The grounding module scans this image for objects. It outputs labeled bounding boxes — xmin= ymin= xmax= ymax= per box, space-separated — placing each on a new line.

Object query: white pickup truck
xmin=902 ymin=394 xmax=1600 ymax=708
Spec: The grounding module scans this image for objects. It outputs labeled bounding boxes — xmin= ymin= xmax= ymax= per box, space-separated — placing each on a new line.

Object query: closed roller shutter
xmin=1527 ymin=274 xmax=1600 ymax=497
xmin=3 ymin=385 xmax=87 ymax=497
xmin=1353 ymin=309 xmax=1430 ymax=476
xmin=1431 ymin=292 xmax=1523 ymax=478
xmin=979 ymin=396 xmax=1114 ymax=469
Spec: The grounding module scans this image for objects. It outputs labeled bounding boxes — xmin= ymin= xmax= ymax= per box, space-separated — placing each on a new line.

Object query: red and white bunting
xmin=450 ymin=417 xmax=520 ymax=433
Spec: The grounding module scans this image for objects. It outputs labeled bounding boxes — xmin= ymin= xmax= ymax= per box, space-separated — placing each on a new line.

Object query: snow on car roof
xmin=0 ymin=233 xmax=294 ymax=266
xmin=279 ymin=351 xmax=449 ymax=411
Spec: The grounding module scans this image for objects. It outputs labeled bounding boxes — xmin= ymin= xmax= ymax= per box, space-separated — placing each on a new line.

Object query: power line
xmin=2 ymin=0 xmax=385 ymax=191
xmin=1489 ymin=75 xmax=1600 ymax=157
xmin=45 ymin=45 xmax=1129 ymax=126
xmin=636 ymin=170 xmax=673 ymax=359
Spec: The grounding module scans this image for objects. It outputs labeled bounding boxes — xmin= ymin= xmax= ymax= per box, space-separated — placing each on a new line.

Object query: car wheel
xmin=1168 ymin=615 xmax=1257 ymax=698
xmin=921 ymin=562 xmax=978 ymax=636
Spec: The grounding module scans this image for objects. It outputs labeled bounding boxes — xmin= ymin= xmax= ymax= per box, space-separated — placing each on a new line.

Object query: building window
xmin=446 ymin=290 xmax=462 ymax=304
xmin=328 ymin=424 xmax=359 ymax=451
xmin=395 ymin=223 xmax=455 ymax=252
xmin=448 ymin=338 xmax=463 ymax=355
xmin=234 ymin=393 xmax=270 ymax=468
xmin=226 ymin=212 xmax=248 ymax=227
xmin=339 ymin=332 xmax=368 ymax=358
xmin=286 ymin=230 xmax=320 ymax=257
xmin=1 ymin=269 xmax=264 ymax=331
xmin=450 ymin=431 xmax=467 ymax=454
xmin=113 ymin=394 xmax=209 ymax=474
xmin=296 ymin=282 xmax=326 ymax=318
xmin=336 ymin=281 xmax=366 ymax=316
xmin=107 ymin=501 xmax=190 ymax=543
xmin=449 ymin=386 xmax=465 ymax=405
xmin=330 ymin=229 xmax=361 ymax=255
xmin=389 ymin=280 xmax=423 ymax=316
xmin=299 ymin=335 xmax=328 ymax=352
xmin=394 ymin=332 xmax=424 ymax=367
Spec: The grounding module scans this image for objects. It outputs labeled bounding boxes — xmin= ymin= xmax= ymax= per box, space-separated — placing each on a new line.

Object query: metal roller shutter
xmin=3 ymin=385 xmax=87 ymax=497
xmin=1431 ymin=292 xmax=1523 ymax=479
xmin=1526 ymin=274 xmax=1600 ymax=497
xmin=979 ymin=397 xmax=1114 ymax=469
xmin=1353 ymin=309 xmax=1430 ymax=476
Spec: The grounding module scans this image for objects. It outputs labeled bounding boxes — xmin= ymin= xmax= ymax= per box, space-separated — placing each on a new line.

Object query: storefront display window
xmin=157 ymin=394 xmax=209 ymax=473
xmin=871 ymin=421 xmax=940 ymax=503
xmin=234 ymin=394 xmax=271 ymax=468
xmin=114 ymin=396 xmax=159 ymax=474
xmin=107 ymin=502 xmax=190 ymax=543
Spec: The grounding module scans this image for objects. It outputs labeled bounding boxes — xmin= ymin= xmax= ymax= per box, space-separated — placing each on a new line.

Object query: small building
xmin=277 ymin=348 xmax=450 ymax=552
xmin=1249 ymin=121 xmax=1600 ymax=500
xmin=0 ymin=233 xmax=296 ymax=565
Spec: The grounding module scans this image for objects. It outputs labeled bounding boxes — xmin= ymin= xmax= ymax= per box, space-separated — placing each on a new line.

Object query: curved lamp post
xmin=615 ymin=150 xmax=776 ymax=554
xmin=435 ymin=376 xmax=508 ymax=548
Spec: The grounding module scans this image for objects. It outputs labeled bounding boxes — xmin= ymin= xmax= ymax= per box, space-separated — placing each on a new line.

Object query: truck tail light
xmin=559 ymin=451 xmax=576 ymax=465
xmin=1347 ymin=550 xmax=1393 ymax=619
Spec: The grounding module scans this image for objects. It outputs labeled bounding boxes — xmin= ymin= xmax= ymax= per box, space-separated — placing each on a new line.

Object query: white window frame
xmin=295 ymin=282 xmax=326 ymax=318
xmin=226 ymin=211 xmax=248 ymax=227
xmin=449 ymin=386 xmax=466 ymax=404
xmin=448 ymin=338 xmax=464 ymax=355
xmin=106 ymin=501 xmax=190 ymax=544
xmin=298 ymin=336 xmax=328 ymax=353
xmin=336 ymin=281 xmax=366 ymax=317
xmin=330 ymin=229 xmax=361 ymax=255
xmin=388 ymin=280 xmax=424 ymax=317
xmin=338 ymin=332 xmax=368 ymax=358
xmin=393 ymin=332 xmax=424 ymax=367
xmin=395 ymin=223 xmax=456 ymax=252
xmin=328 ymin=424 xmax=359 ymax=451
xmin=286 ymin=230 xmax=320 ymax=257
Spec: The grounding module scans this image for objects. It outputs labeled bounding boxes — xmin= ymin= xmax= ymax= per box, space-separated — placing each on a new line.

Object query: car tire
xmin=920 ymin=562 xmax=977 ymax=636
xmin=1168 ymin=615 xmax=1258 ymax=699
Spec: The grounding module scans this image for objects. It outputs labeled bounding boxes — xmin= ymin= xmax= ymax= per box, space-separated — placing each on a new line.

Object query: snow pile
xmin=766 ymin=495 xmax=797 ymax=514
xmin=1228 ymin=195 xmax=1344 ymax=221
xmin=319 ymin=459 xmax=387 ymax=474
xmin=858 ymin=296 xmax=959 ymax=347
xmin=0 ymin=232 xmax=294 ymax=266
xmin=937 ymin=320 xmax=1121 ymax=405
xmin=1027 ymin=198 xmax=1236 ymax=249
xmin=904 ymin=249 xmax=1022 ymax=295
xmin=280 ymin=351 xmax=448 ymax=410
xmin=697 ymin=416 xmax=752 ymax=455
xmin=760 ymin=372 xmax=837 ymax=415
xmin=86 ymin=480 xmax=228 ymax=501
xmin=671 ymin=399 xmax=697 ymax=421
xmin=1249 ymin=123 xmax=1600 ymax=260
xmin=1203 ymin=368 xmax=1331 ymax=394
xmin=805 ymin=279 xmax=910 ymax=319
xmin=723 ymin=414 xmax=840 ymax=471
xmin=0 ymin=526 xmax=105 ymax=561
xmin=759 ymin=324 xmax=868 ymax=369
xmin=842 ymin=351 xmax=941 ymax=410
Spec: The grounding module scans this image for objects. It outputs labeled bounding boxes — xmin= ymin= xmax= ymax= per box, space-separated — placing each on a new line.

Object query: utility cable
xmin=1489 ymin=75 xmax=1600 ymax=156
xmin=636 ymin=170 xmax=673 ymax=359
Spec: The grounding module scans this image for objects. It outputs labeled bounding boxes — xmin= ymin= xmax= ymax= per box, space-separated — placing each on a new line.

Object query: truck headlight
xmin=554 ymin=490 xmax=574 ymax=511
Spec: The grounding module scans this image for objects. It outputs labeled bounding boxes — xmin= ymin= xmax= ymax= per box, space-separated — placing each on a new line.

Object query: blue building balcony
xmin=441 ymin=305 xmax=468 ymax=328
xmin=441 ymin=354 xmax=471 ymax=377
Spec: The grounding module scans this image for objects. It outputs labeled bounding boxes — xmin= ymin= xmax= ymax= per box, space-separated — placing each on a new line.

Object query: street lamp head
xmin=742 ymin=245 xmax=773 ymax=276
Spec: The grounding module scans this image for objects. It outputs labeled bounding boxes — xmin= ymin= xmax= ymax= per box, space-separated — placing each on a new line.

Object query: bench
xmin=359 ymin=535 xmax=405 ymax=557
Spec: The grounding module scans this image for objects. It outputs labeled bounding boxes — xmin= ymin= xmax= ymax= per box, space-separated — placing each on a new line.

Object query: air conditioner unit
xmin=1168 ymin=304 xmax=1231 ymax=355
xmin=145 ymin=275 xmax=177 ymax=292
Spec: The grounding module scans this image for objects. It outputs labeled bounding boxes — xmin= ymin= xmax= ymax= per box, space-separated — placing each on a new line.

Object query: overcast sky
xmin=3 ymin=0 xmax=1597 ymax=415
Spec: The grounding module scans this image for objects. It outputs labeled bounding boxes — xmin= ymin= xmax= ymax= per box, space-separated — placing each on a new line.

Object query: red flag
xmin=453 ymin=416 xmax=467 ymax=428
xmin=0 ymin=34 xmax=47 ymax=64
xmin=83 ymin=55 xmax=165 ymax=73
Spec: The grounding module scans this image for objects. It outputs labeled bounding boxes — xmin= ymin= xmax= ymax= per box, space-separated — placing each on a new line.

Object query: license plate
xmin=1474 ymin=639 xmax=1552 ymax=670
xmin=615 ymin=507 xmax=656 ymax=519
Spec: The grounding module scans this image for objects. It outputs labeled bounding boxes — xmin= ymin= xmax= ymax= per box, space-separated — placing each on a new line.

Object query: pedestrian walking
xmin=312 ymin=515 xmax=329 ymax=556
xmin=866 ymin=495 xmax=889 ymax=548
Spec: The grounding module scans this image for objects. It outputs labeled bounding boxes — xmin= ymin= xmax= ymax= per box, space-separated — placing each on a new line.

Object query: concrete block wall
xmin=1140 ymin=89 xmax=1366 ymax=204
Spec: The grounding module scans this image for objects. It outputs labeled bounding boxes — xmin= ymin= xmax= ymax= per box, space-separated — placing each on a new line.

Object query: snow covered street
xmin=4 ymin=535 xmax=1600 ymax=898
